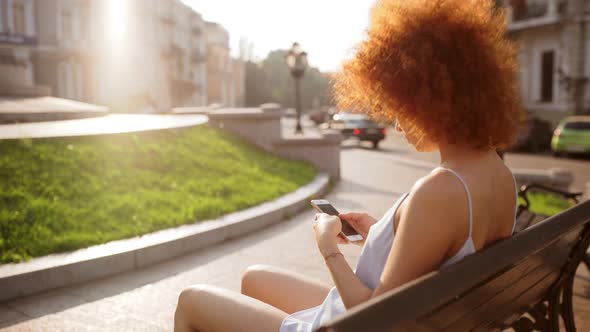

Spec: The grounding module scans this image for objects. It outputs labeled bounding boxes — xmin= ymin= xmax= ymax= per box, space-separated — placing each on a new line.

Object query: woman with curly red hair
xmin=174 ymin=1 xmax=521 ymax=331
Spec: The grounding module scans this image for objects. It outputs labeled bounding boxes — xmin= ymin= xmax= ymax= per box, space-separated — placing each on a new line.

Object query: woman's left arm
xmin=315 ymin=179 xmax=461 ymax=308
xmin=371 ymin=183 xmax=459 ymax=299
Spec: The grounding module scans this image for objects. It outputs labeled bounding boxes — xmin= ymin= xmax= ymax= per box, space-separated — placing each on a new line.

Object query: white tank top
xmin=279 ymin=167 xmax=519 ymax=332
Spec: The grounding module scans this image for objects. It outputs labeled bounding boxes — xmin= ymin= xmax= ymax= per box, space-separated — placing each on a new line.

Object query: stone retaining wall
xmin=207 ymin=104 xmax=342 ymax=179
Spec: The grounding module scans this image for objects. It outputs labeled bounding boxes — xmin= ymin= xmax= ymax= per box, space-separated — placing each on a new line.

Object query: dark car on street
xmin=511 ymin=117 xmax=553 ymax=153
xmin=325 ymin=113 xmax=386 ymax=148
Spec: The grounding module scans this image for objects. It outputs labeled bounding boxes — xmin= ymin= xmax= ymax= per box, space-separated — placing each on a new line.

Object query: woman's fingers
xmin=336 ymin=234 xmax=349 ymax=244
xmin=339 ymin=213 xmax=359 ymax=223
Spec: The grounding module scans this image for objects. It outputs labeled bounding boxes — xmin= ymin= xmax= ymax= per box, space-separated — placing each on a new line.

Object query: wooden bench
xmin=318 ymin=188 xmax=590 ymax=332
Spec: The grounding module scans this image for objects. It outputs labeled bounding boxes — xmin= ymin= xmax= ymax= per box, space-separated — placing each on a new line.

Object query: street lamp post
xmin=285 ymin=43 xmax=308 ymax=134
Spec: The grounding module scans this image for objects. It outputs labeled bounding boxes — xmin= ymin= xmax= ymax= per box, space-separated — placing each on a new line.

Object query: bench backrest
xmin=318 ymin=200 xmax=590 ymax=332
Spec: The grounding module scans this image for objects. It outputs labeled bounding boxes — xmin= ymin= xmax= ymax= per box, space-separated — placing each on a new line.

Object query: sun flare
xmin=104 ymin=0 xmax=128 ymax=46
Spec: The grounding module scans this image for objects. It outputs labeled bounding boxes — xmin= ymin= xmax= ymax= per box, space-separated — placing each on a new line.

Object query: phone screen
xmin=314 ymin=203 xmax=359 ymax=237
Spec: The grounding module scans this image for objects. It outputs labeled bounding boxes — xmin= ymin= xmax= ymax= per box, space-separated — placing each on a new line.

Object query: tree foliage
xmin=245 ymin=49 xmax=332 ymax=110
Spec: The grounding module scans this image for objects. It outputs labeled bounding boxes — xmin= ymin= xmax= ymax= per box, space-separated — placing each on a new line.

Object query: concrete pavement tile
xmin=5 ymin=290 xmax=83 ymax=319
xmin=0 ymin=305 xmax=29 ymax=329
xmin=39 ymin=305 xmax=112 ymax=330
xmin=1 ymin=316 xmax=94 ymax=332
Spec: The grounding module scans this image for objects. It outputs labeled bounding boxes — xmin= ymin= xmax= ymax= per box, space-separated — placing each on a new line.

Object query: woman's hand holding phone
xmin=338 ymin=213 xmax=377 ymax=246
xmin=313 ymin=213 xmax=344 ymax=257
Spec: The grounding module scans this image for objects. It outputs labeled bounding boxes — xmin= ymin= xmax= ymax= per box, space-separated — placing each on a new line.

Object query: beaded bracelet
xmin=324 ymin=252 xmax=344 ymax=261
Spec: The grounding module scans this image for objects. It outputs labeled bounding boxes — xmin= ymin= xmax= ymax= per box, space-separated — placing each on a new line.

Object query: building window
xmin=540 ymin=50 xmax=554 ymax=103
xmin=220 ymin=80 xmax=226 ymax=105
xmin=219 ymin=54 xmax=225 ymax=71
xmin=61 ymin=9 xmax=73 ymax=40
xmin=12 ymin=1 xmax=26 ymax=35
xmin=75 ymin=63 xmax=84 ymax=100
xmin=177 ymin=58 xmax=183 ymax=77
xmin=512 ymin=0 xmax=548 ymax=21
xmin=57 ymin=62 xmax=81 ymax=99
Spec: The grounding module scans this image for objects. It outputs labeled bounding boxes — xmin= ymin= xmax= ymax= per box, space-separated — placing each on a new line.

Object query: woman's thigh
xmin=175 ymin=284 xmax=287 ymax=332
xmin=241 ymin=264 xmax=332 ymax=314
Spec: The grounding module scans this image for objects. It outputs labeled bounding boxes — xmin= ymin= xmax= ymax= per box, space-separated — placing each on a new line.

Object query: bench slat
xmin=420 ymin=228 xmax=580 ymax=330
xmin=418 ymin=239 xmax=560 ymax=329
xmin=470 ymin=273 xmax=559 ymax=331
xmin=439 ymin=249 xmax=565 ymax=331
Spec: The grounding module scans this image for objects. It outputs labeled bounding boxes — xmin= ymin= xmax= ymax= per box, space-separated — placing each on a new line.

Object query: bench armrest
xmin=515 ymin=183 xmax=584 ymax=233
xmin=518 ymin=183 xmax=583 ymax=209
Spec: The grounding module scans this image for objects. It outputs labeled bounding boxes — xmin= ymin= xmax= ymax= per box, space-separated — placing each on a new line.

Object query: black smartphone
xmin=310 ymin=200 xmax=363 ymax=242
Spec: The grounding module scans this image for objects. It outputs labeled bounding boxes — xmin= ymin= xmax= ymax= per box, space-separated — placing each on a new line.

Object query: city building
xmin=502 ymin=0 xmax=590 ymax=126
xmin=231 ymin=58 xmax=245 ymax=107
xmin=0 ymin=0 xmax=49 ymax=97
xmin=202 ymin=25 xmax=245 ymax=108
xmin=90 ymin=0 xmax=208 ymax=112
xmin=1 ymin=0 xmax=244 ymax=114
xmin=33 ymin=0 xmax=92 ymax=102
xmin=0 ymin=0 xmax=109 ymax=124
xmin=205 ymin=21 xmax=232 ymax=107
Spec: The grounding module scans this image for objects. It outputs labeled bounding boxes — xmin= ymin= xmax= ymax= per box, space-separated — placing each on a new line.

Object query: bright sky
xmin=180 ymin=0 xmax=374 ymax=72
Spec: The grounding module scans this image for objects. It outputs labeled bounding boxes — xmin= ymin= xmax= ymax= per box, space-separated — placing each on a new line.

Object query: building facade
xmin=89 ymin=0 xmax=208 ymax=112
xmin=33 ymin=0 xmax=92 ymax=102
xmin=0 ymin=0 xmax=50 ymax=96
xmin=203 ymin=28 xmax=245 ymax=108
xmin=502 ymin=0 xmax=590 ymax=126
xmin=205 ymin=21 xmax=232 ymax=107
xmin=231 ymin=58 xmax=245 ymax=107
xmin=1 ymin=0 xmax=244 ymax=112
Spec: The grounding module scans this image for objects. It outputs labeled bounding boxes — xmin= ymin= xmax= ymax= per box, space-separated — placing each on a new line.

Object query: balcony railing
xmin=160 ymin=12 xmax=176 ymax=26
xmin=161 ymin=43 xmax=183 ymax=59
xmin=507 ymin=0 xmax=563 ymax=31
xmin=0 ymin=32 xmax=37 ymax=46
xmin=191 ymin=52 xmax=206 ymax=64
xmin=192 ymin=26 xmax=202 ymax=36
xmin=512 ymin=1 xmax=548 ymax=21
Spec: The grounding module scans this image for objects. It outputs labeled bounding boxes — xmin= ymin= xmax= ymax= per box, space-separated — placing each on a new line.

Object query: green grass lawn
xmin=519 ymin=192 xmax=575 ymax=217
xmin=0 ymin=126 xmax=316 ymax=264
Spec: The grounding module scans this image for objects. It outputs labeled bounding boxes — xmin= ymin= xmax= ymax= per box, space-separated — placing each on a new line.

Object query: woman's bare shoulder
xmin=410 ymin=170 xmax=466 ymax=201
xmin=401 ymin=171 xmax=469 ymax=236
xmin=385 ymin=171 xmax=469 ymax=277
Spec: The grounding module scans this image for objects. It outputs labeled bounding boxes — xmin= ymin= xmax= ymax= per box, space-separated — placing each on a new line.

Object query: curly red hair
xmin=334 ymin=0 xmax=521 ymax=150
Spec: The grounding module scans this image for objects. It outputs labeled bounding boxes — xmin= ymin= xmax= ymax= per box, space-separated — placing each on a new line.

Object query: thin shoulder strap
xmin=433 ymin=167 xmax=473 ymax=237
xmin=511 ymin=172 xmax=519 ymax=234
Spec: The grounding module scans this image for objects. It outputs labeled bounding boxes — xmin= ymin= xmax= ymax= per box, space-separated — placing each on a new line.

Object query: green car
xmin=551 ymin=116 xmax=590 ymax=157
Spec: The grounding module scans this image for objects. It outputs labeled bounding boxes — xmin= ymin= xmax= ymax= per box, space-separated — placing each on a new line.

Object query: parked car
xmin=511 ymin=117 xmax=553 ymax=153
xmin=551 ymin=116 xmax=590 ymax=157
xmin=326 ymin=113 xmax=386 ymax=148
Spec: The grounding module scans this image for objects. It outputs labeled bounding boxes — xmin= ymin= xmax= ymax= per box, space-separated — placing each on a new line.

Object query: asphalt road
xmin=341 ymin=127 xmax=590 ymax=192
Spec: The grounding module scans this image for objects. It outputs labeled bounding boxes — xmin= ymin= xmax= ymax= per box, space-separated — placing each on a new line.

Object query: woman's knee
xmin=241 ymin=264 xmax=274 ymax=295
xmin=176 ymin=284 xmax=209 ymax=313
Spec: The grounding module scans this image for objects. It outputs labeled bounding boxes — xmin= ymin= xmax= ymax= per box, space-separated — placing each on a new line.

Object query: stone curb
xmin=0 ymin=174 xmax=331 ymax=302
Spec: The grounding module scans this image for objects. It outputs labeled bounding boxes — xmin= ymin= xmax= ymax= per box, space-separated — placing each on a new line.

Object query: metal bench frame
xmin=512 ymin=184 xmax=586 ymax=331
